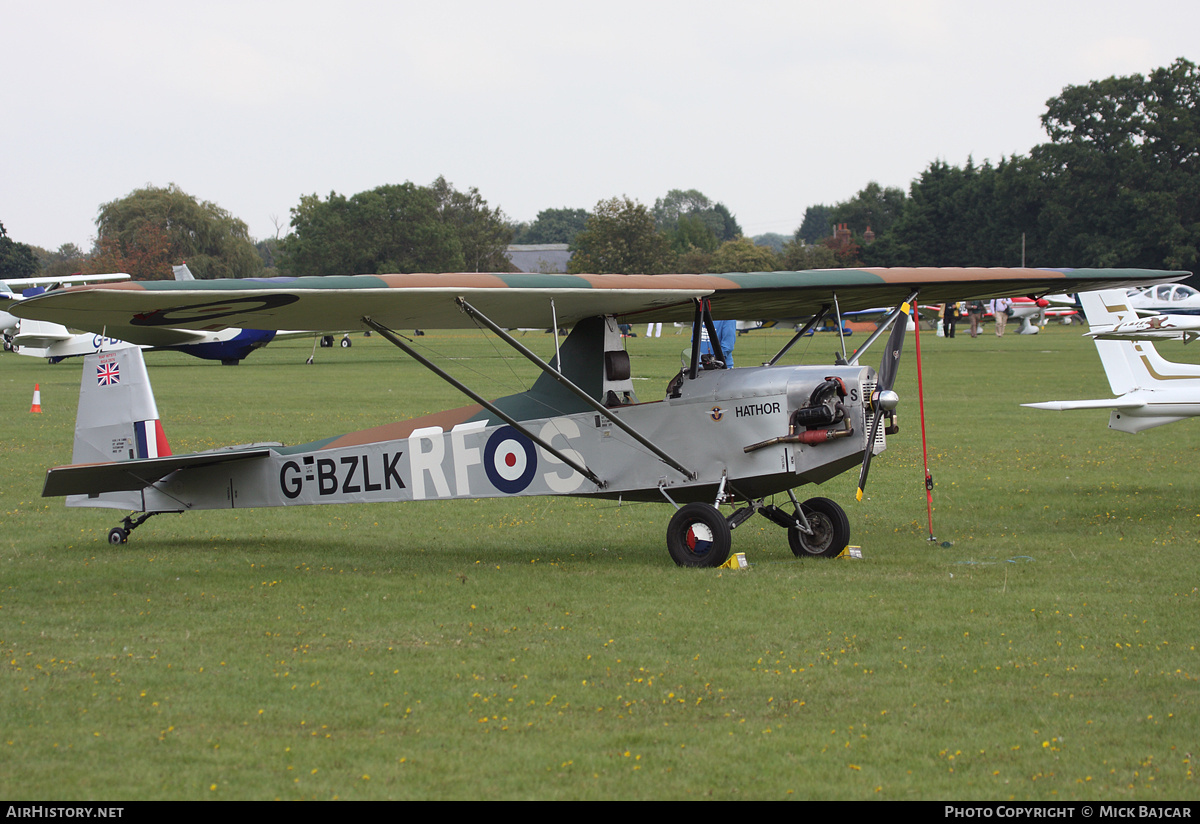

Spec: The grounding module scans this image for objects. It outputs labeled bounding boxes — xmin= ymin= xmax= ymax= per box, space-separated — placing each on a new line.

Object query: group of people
xmin=941 ymin=298 xmax=1013 ymax=338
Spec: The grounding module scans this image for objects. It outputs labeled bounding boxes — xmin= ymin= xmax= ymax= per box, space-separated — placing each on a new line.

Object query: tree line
xmin=805 ymin=57 xmax=1200 ymax=273
xmin=3 ymin=58 xmax=1196 ymax=281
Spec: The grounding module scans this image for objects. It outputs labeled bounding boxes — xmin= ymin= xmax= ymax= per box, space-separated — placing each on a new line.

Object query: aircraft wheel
xmin=788 ymin=497 xmax=849 ymax=558
xmin=340 ymin=337 xmax=352 ymax=348
xmin=666 ymin=503 xmax=732 ymax=568
xmin=108 ymin=527 xmax=128 ymax=546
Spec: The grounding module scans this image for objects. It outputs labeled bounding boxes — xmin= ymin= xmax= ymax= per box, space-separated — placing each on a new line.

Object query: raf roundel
xmin=686 ymin=522 xmax=715 ymax=553
xmin=483 ymin=426 xmax=538 ymax=494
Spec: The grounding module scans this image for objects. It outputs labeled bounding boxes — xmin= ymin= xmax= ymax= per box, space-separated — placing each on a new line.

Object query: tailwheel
xmin=106 ymin=511 xmax=164 ymax=546
xmin=788 ymin=497 xmax=849 ymax=558
xmin=666 ymin=503 xmax=732 ymax=568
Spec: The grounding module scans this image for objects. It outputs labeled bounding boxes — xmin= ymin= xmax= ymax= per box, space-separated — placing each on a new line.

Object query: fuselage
xmin=78 ymin=362 xmax=880 ymax=513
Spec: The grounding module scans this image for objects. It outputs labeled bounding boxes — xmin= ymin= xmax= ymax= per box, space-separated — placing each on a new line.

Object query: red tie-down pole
xmin=911 ymin=304 xmax=935 ymax=542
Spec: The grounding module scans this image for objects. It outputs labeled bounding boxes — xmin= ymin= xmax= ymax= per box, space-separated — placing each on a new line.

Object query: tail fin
xmin=72 ymin=348 xmax=171 ymax=466
xmin=1025 ymin=288 xmax=1200 ymax=434
xmin=1080 ymin=289 xmax=1200 ymax=395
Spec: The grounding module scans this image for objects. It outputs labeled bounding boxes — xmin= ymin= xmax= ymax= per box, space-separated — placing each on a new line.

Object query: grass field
xmin=1 ymin=321 xmax=1197 ymax=800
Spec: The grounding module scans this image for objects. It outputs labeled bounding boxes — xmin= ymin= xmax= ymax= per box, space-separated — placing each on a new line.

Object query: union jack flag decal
xmin=96 ymin=360 xmax=120 ymax=386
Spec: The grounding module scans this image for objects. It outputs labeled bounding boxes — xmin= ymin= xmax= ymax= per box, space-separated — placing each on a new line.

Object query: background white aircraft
xmin=1084 ymin=308 xmax=1200 ymax=343
xmin=1025 ymin=289 xmax=1200 ymax=432
xmin=1126 ymin=282 xmax=1200 ymax=316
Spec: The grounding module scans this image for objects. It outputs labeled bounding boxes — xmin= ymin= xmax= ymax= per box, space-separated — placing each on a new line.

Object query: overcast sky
xmin=3 ymin=0 xmax=1199 ymax=253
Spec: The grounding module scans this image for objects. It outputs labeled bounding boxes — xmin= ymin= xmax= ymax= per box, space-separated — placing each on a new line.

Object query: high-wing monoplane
xmin=14 ymin=267 xmax=1181 ymax=566
xmin=1025 ymin=288 xmax=1200 ymax=433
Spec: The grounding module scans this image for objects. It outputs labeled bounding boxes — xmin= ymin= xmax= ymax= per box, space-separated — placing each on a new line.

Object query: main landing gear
xmin=664 ymin=491 xmax=849 ymax=568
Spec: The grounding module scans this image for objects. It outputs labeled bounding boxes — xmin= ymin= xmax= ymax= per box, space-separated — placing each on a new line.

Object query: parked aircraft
xmin=985 ymin=296 xmax=1080 ymax=334
xmin=13 ymin=267 xmax=1180 ymax=565
xmin=7 ymin=265 xmax=351 ymax=364
xmin=1084 ymin=308 xmax=1200 ymax=344
xmin=1025 ymin=289 xmax=1200 ymax=432
xmin=1126 ymin=282 xmax=1200 ymax=316
xmin=1 ymin=273 xmax=130 ymax=350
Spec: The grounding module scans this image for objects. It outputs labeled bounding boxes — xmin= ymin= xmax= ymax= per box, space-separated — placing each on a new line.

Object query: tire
xmin=340 ymin=337 xmax=351 ymax=348
xmin=788 ymin=497 xmax=849 ymax=558
xmin=108 ymin=528 xmax=128 ymax=546
xmin=666 ymin=503 xmax=732 ymax=568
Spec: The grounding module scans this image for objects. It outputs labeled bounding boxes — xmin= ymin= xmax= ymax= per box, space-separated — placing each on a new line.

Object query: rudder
xmin=73 ymin=348 xmax=171 ymax=465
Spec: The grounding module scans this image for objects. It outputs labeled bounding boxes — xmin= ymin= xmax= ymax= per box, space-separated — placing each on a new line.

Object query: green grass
xmin=1 ymin=323 xmax=1197 ymax=800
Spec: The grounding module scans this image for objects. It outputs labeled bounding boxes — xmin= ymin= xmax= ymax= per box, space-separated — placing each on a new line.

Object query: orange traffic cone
xmin=30 ymin=384 xmax=42 ymax=413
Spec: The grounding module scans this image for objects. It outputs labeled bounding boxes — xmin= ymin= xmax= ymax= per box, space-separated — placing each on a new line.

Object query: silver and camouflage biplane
xmin=12 ymin=267 xmax=1182 ymax=566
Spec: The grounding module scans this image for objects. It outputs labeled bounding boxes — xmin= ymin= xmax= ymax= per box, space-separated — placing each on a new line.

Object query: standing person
xmin=942 ymin=302 xmax=959 ymax=338
xmin=966 ymin=300 xmax=985 ymax=338
xmin=989 ymin=298 xmax=1012 ymax=337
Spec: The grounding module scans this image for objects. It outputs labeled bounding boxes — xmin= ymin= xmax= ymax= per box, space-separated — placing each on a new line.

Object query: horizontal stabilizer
xmin=12 ymin=318 xmax=74 ymax=348
xmin=44 ymin=448 xmax=272 ymax=497
xmin=1022 ymin=398 xmax=1142 ymax=412
xmin=1088 ymin=328 xmax=1200 ymax=343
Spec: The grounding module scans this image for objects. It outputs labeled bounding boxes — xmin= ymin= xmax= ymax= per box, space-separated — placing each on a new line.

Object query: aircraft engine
xmin=791 ymin=376 xmax=847 ymax=429
xmin=744 ymin=367 xmax=869 ymax=453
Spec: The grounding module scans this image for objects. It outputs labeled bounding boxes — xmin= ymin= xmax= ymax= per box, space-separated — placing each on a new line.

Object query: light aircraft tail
xmin=65 ymin=348 xmax=171 ymax=509
xmin=1023 ymin=289 xmax=1200 ymax=433
xmin=11 ymin=318 xmax=74 ymax=349
xmin=1079 ymin=290 xmax=1200 ymax=395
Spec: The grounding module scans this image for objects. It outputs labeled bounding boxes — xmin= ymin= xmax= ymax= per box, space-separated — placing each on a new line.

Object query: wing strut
xmin=361 ymin=316 xmax=607 ymax=489
xmin=687 ymin=298 xmax=727 ymax=378
xmin=847 ymin=291 xmax=920 ymax=367
xmin=454 ymin=299 xmax=696 ymax=481
xmin=833 ymin=293 xmax=848 ymax=363
xmin=688 ymin=300 xmax=705 ymax=379
xmin=765 ymin=305 xmax=832 ymax=366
